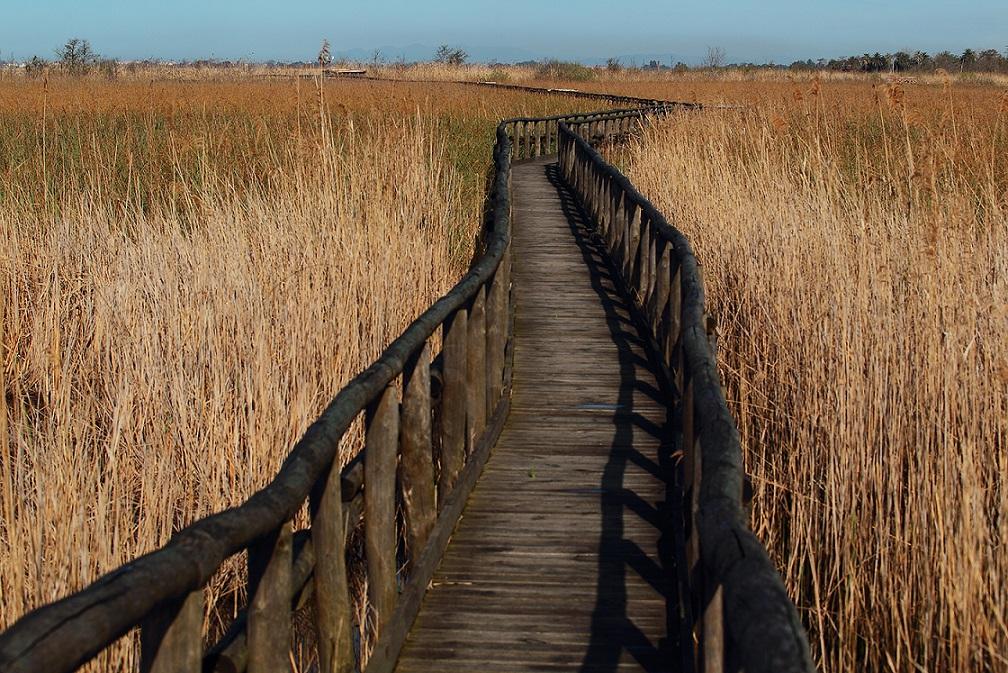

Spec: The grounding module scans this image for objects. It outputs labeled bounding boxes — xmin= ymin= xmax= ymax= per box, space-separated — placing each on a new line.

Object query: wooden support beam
xmin=438 ymin=309 xmax=467 ymax=498
xmin=247 ymin=522 xmax=292 ymax=673
xmin=140 ymin=590 xmax=203 ymax=673
xmin=310 ymin=444 xmax=355 ymax=673
xmin=366 ymin=384 xmax=400 ymax=634
xmin=400 ymin=343 xmax=436 ymax=559
xmin=466 ymin=286 xmax=487 ymax=453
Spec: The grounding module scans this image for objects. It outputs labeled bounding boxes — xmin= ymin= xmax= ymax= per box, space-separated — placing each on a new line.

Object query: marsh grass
xmin=621 ymin=80 xmax=1008 ymax=673
xmin=0 ymin=77 xmax=582 ymax=669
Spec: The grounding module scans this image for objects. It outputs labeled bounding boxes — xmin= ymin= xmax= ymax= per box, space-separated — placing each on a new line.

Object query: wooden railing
xmin=502 ymin=102 xmax=695 ymax=161
xmin=558 ymin=117 xmax=814 ymax=673
xmin=0 ymin=121 xmax=520 ymax=673
xmin=0 ymin=96 xmax=811 ymax=673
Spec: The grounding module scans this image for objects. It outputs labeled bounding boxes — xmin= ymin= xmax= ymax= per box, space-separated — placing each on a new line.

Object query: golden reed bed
xmin=1 ymin=70 xmax=1006 ymax=672
xmin=620 ymin=79 xmax=1008 ymax=672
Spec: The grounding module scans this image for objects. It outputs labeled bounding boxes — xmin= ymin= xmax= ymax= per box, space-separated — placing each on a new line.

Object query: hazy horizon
xmin=1 ymin=0 xmax=1005 ymax=65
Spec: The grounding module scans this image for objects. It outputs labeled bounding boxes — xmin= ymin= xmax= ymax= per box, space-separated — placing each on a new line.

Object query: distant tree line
xmin=608 ymin=47 xmax=1008 ymax=74
xmin=9 ymin=38 xmax=1008 ymax=77
xmin=787 ymin=48 xmax=1008 ymax=74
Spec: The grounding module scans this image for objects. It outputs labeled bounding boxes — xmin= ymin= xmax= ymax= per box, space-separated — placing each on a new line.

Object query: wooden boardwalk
xmin=395 ymin=159 xmax=681 ymax=673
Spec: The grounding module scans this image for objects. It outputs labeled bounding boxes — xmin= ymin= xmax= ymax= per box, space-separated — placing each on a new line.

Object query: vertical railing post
xmin=466 ymin=286 xmax=487 ymax=452
xmin=608 ymin=181 xmax=621 ymax=257
xmin=486 ymin=266 xmax=506 ymax=415
xmin=700 ymin=313 xmax=725 ymax=671
xmin=310 ymin=442 xmax=355 ymax=673
xmin=365 ymin=384 xmax=399 ymax=634
xmin=624 ymin=201 xmax=641 ymax=285
xmin=400 ymin=343 xmax=436 ymax=559
xmin=682 ymin=369 xmax=701 ymax=673
xmin=650 ymin=242 xmax=671 ymax=340
xmin=438 ymin=308 xmax=467 ymax=498
xmin=140 ymin=590 xmax=204 ymax=673
xmin=668 ymin=264 xmax=683 ymax=377
xmin=635 ymin=216 xmax=650 ymax=298
xmin=247 ymin=522 xmax=293 ymax=673
xmin=645 ymin=227 xmax=657 ymax=307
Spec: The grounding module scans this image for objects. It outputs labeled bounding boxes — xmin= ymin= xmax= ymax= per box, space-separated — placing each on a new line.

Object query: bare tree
xmin=59 ymin=38 xmax=97 ymax=75
xmin=703 ymin=45 xmax=726 ymax=69
xmin=318 ymin=39 xmax=332 ymax=68
xmin=435 ymin=45 xmax=467 ymax=66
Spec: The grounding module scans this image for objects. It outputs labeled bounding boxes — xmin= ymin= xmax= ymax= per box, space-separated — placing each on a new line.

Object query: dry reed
xmin=0 ymin=77 xmax=579 ymax=669
xmin=621 ymin=80 xmax=1008 ymax=673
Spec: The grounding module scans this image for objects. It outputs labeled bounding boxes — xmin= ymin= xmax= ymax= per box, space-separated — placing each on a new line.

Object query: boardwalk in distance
xmin=395 ymin=158 xmax=682 ymax=672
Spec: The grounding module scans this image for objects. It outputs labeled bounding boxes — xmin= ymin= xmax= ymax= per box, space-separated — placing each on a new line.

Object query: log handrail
xmin=0 ymin=98 xmax=691 ymax=673
xmin=0 ymin=94 xmax=812 ymax=673
xmin=558 ymin=117 xmax=815 ymax=673
xmin=0 ymin=120 xmax=518 ymax=673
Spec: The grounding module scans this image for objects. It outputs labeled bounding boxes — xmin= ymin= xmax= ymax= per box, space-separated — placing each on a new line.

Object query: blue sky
xmin=1 ymin=0 xmax=1005 ymax=64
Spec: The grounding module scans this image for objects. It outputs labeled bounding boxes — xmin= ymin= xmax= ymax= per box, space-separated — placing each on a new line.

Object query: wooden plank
xmin=438 ymin=309 xmax=467 ymax=499
xmin=485 ymin=266 xmax=506 ymax=415
xmin=364 ymin=391 xmax=511 ymax=673
xmin=396 ymin=159 xmax=675 ymax=673
xmin=466 ymin=286 xmax=487 ymax=453
xmin=310 ymin=445 xmax=355 ymax=673
xmin=139 ymin=590 xmax=203 ymax=673
xmin=400 ymin=343 xmax=436 ymax=559
xmin=366 ymin=384 xmax=400 ymax=634
xmin=247 ymin=522 xmax=292 ymax=673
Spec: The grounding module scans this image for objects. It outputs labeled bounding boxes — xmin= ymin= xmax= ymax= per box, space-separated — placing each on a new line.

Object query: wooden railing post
xmin=608 ymin=182 xmax=621 ymax=257
xmin=486 ymin=266 xmax=507 ymax=414
xmin=700 ymin=312 xmax=725 ymax=672
xmin=668 ymin=265 xmax=683 ymax=376
xmin=310 ymin=445 xmax=355 ymax=673
xmin=682 ymin=371 xmax=701 ymax=673
xmin=400 ymin=343 xmax=436 ymax=559
xmin=637 ymin=219 xmax=653 ymax=305
xmin=247 ymin=522 xmax=293 ymax=673
xmin=650 ymin=242 xmax=672 ymax=339
xmin=438 ymin=308 xmax=467 ymax=498
xmin=366 ymin=384 xmax=399 ymax=634
xmin=140 ymin=590 xmax=203 ymax=673
xmin=704 ymin=580 xmax=726 ymax=673
xmin=466 ymin=286 xmax=487 ymax=452
xmin=624 ymin=201 xmax=641 ymax=284
xmin=594 ymin=172 xmax=604 ymax=231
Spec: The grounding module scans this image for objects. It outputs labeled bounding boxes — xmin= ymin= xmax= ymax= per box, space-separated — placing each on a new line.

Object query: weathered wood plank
xmin=395 ymin=159 xmax=675 ymax=673
xmin=366 ymin=384 xmax=400 ymax=636
xmin=400 ymin=343 xmax=436 ymax=560
xmin=438 ymin=309 xmax=467 ymax=499
xmin=310 ymin=446 xmax=355 ymax=673
xmin=139 ymin=590 xmax=203 ymax=673
xmin=247 ymin=522 xmax=292 ymax=673
xmin=466 ymin=287 xmax=487 ymax=453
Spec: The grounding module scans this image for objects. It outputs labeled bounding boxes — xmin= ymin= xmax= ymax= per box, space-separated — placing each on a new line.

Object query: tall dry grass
xmin=0 ymin=110 xmax=464 ymax=668
xmin=622 ymin=81 xmax=1008 ymax=672
xmin=0 ymin=78 xmax=583 ymax=668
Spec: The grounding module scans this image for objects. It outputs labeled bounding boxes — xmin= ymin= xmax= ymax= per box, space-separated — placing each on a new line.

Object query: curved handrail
xmin=0 ymin=127 xmax=521 ymax=673
xmin=0 ymin=96 xmax=811 ymax=673
xmin=557 ymin=118 xmax=814 ymax=673
xmin=0 ymin=99 xmax=684 ymax=673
